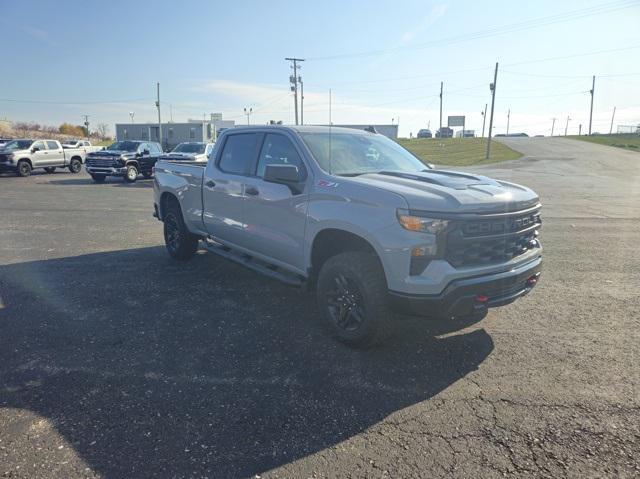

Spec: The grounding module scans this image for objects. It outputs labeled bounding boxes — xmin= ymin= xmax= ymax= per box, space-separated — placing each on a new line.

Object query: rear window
xmin=218 ymin=133 xmax=259 ymax=175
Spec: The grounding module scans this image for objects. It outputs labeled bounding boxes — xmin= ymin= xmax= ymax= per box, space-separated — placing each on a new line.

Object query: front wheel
xmin=317 ymin=251 xmax=392 ymax=348
xmin=124 ymin=164 xmax=138 ymax=183
xmin=163 ymin=207 xmax=199 ymax=260
xmin=68 ymin=158 xmax=82 ymax=173
xmin=16 ymin=160 xmax=32 ymax=177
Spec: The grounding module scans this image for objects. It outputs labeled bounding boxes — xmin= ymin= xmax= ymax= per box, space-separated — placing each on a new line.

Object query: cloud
xmin=20 ymin=25 xmax=56 ymax=46
xmin=400 ymin=4 xmax=448 ymax=44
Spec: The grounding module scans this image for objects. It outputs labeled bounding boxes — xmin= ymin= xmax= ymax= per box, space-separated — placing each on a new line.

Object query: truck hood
xmin=350 ymin=170 xmax=539 ymax=214
xmin=87 ymin=150 xmax=134 ymax=159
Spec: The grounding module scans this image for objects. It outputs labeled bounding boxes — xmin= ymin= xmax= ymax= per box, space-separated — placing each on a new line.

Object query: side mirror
xmin=263 ymin=164 xmax=301 ymax=184
xmin=31 ymin=147 xmax=40 ymax=153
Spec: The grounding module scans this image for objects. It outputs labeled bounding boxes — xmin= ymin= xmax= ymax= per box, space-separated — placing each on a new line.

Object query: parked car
xmin=435 ymin=127 xmax=453 ymax=138
xmin=62 ymin=139 xmax=104 ymax=153
xmin=0 ymin=139 xmax=86 ymax=177
xmin=0 ymin=138 xmax=13 ymax=148
xmin=85 ymin=140 xmax=162 ymax=183
xmin=153 ymin=126 xmax=542 ymax=347
xmin=159 ymin=142 xmax=214 ymax=163
xmin=417 ymin=129 xmax=432 ymax=139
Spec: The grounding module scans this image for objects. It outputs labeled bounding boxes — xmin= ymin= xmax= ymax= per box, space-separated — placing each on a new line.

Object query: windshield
xmin=3 ymin=140 xmax=34 ymax=150
xmin=106 ymin=141 xmax=140 ymax=152
xmin=172 ymin=143 xmax=205 ymax=154
xmin=300 ymin=132 xmax=429 ymax=176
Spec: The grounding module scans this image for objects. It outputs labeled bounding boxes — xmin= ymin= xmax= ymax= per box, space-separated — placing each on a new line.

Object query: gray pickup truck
xmin=0 ymin=139 xmax=86 ymax=177
xmin=153 ymin=126 xmax=542 ymax=347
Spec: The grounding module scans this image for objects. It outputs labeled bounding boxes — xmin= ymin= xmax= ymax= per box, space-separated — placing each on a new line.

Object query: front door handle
xmin=245 ymin=186 xmax=259 ymax=196
xmin=205 ymin=180 xmax=216 ymax=188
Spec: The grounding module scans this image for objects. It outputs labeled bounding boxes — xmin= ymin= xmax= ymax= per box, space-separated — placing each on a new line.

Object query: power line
xmin=306 ymin=0 xmax=637 ymax=61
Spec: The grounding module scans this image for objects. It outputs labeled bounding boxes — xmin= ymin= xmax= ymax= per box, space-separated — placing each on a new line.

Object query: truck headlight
xmin=397 ymin=209 xmax=449 ymax=234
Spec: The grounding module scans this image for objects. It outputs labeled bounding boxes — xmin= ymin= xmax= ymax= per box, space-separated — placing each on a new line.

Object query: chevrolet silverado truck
xmin=85 ymin=140 xmax=162 ymax=183
xmin=0 ymin=139 xmax=85 ymax=176
xmin=62 ymin=139 xmax=104 ymax=153
xmin=153 ymin=126 xmax=542 ymax=347
xmin=159 ymin=142 xmax=214 ymax=163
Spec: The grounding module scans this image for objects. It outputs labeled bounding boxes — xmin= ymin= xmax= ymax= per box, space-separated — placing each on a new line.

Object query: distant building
xmin=115 ymin=119 xmax=235 ymax=151
xmin=316 ymin=124 xmax=399 ymax=139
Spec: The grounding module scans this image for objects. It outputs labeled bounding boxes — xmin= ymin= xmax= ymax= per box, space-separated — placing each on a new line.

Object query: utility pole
xmin=579 ymin=124 xmax=582 ymax=136
xmin=285 ymin=57 xmax=305 ymax=125
xmin=506 ymin=109 xmax=510 ymax=136
xmin=82 ymin=115 xmax=90 ymax=138
xmin=609 ymin=106 xmax=616 ymax=134
xmin=564 ymin=116 xmax=571 ymax=136
xmin=244 ymin=107 xmax=252 ymax=125
xmin=485 ymin=62 xmax=498 ymax=160
xmin=439 ymin=81 xmax=443 ymax=133
xmin=299 ymin=76 xmax=304 ymax=125
xmin=155 ymin=82 xmax=162 ymax=147
xmin=588 ymin=75 xmax=595 ymax=135
xmin=481 ymin=104 xmax=487 ymax=138
xmin=551 ymin=118 xmax=556 ymax=136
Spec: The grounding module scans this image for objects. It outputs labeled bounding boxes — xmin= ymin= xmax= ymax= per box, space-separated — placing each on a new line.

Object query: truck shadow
xmin=0 ymin=247 xmax=493 ymax=478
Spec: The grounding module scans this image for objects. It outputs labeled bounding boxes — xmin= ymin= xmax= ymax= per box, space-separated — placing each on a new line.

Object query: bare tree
xmin=96 ymin=123 xmax=109 ymax=140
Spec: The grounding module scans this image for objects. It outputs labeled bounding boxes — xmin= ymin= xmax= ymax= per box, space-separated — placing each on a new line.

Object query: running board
xmin=203 ymin=238 xmax=305 ymax=287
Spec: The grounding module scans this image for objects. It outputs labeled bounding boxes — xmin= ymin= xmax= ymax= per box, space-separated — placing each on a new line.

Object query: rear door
xmin=202 ymin=132 xmax=261 ymax=247
xmin=241 ymin=132 xmax=310 ymax=272
xmin=45 ymin=141 xmax=65 ymax=165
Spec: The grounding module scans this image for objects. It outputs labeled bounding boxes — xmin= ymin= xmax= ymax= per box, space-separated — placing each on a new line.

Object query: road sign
xmin=448 ymin=116 xmax=465 ymax=127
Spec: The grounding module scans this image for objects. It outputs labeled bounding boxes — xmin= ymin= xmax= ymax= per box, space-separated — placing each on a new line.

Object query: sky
xmin=0 ymin=0 xmax=639 ymax=138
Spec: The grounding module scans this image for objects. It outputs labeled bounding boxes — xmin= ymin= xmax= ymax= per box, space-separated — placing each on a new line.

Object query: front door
xmin=30 ymin=141 xmax=48 ymax=167
xmin=241 ymin=133 xmax=310 ymax=272
xmin=202 ymin=132 xmax=261 ymax=247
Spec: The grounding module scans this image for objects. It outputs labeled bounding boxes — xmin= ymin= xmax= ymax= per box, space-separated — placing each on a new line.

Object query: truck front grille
xmin=445 ymin=210 xmax=541 ymax=268
xmin=87 ymin=158 xmax=118 ymax=167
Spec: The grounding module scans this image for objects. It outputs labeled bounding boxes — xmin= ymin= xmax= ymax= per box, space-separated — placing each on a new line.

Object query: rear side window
xmin=46 ymin=141 xmax=59 ymax=150
xmin=256 ymin=134 xmax=304 ymax=178
xmin=219 ymin=133 xmax=259 ymax=175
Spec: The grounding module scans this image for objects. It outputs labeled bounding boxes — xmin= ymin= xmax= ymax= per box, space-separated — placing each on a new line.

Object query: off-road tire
xmin=17 ymin=160 xmax=31 ymax=177
xmin=68 ymin=158 xmax=82 ymax=173
xmin=317 ymin=251 xmax=392 ymax=348
xmin=163 ymin=206 xmax=199 ymax=260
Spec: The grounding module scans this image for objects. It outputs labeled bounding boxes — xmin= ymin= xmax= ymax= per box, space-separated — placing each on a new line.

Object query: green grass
xmin=566 ymin=134 xmax=640 ymax=152
xmin=397 ymin=137 xmax=522 ymax=167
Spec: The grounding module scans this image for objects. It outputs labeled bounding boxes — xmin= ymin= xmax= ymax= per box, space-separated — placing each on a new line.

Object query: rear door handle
xmin=245 ymin=186 xmax=259 ymax=196
xmin=205 ymin=180 xmax=216 ymax=188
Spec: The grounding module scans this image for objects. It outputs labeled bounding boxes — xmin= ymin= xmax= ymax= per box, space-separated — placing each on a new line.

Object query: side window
xmin=150 ymin=143 xmax=161 ymax=153
xmin=46 ymin=141 xmax=59 ymax=150
xmin=32 ymin=141 xmax=45 ymax=151
xmin=218 ymin=133 xmax=259 ymax=175
xmin=256 ymin=134 xmax=303 ymax=178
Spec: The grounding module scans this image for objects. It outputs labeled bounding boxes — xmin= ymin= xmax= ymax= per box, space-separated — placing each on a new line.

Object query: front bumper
xmin=86 ymin=166 xmax=127 ymax=176
xmin=388 ymin=256 xmax=542 ymax=319
xmin=0 ymin=163 xmax=17 ymax=172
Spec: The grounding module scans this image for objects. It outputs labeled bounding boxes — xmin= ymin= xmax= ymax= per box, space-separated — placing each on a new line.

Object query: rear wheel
xmin=317 ymin=251 xmax=392 ymax=348
xmin=44 ymin=167 xmax=56 ymax=174
xmin=163 ymin=206 xmax=199 ymax=260
xmin=90 ymin=174 xmax=106 ymax=183
xmin=16 ymin=160 xmax=31 ymax=177
xmin=68 ymin=158 xmax=82 ymax=173
xmin=124 ymin=164 xmax=138 ymax=183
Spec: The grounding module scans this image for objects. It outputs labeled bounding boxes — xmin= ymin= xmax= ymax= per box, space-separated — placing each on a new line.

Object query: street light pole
xmin=481 ymin=104 xmax=487 ymax=139
xmin=244 ymin=107 xmax=253 ymax=125
xmin=565 ymin=116 xmax=571 ymax=136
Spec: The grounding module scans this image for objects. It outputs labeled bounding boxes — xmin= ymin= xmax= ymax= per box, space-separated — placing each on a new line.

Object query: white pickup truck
xmin=0 ymin=139 xmax=87 ymax=176
xmin=61 ymin=139 xmax=104 ymax=154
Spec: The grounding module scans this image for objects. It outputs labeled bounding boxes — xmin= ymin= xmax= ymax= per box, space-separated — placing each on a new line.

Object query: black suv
xmin=85 ymin=141 xmax=163 ymax=183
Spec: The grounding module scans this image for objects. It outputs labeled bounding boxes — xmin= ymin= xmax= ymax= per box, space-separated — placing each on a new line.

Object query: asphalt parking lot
xmin=1 ymin=138 xmax=638 ymax=478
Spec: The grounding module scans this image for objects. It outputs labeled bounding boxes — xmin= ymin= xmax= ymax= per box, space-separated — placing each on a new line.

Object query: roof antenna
xmin=329 ymin=88 xmax=332 ymax=174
